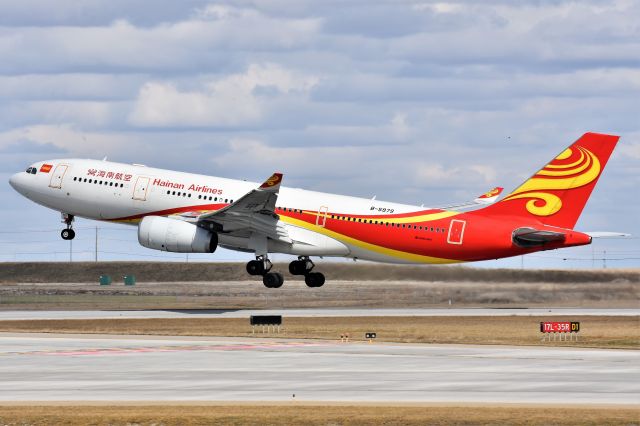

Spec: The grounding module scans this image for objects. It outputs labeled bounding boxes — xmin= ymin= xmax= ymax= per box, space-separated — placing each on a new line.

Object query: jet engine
xmin=138 ymin=216 xmax=218 ymax=253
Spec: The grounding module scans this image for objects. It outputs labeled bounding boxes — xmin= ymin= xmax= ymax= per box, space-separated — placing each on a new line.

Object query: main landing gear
xmin=246 ymin=256 xmax=284 ymax=289
xmin=60 ymin=213 xmax=75 ymax=241
xmin=245 ymin=255 xmax=325 ymax=288
xmin=290 ymin=256 xmax=325 ymax=288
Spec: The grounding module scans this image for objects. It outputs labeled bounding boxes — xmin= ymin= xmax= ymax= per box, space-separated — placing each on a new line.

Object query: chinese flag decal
xmin=40 ymin=164 xmax=53 ymax=173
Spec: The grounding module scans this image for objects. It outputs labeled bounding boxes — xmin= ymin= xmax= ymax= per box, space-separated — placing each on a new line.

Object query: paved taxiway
xmin=0 ymin=308 xmax=636 ymax=321
xmin=0 ymin=333 xmax=637 ymax=404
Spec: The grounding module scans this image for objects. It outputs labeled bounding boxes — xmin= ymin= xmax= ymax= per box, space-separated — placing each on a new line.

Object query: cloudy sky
xmin=1 ymin=0 xmax=638 ymax=268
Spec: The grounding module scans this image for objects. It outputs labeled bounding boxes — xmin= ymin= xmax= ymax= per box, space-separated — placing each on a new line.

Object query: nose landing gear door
xmin=49 ymin=164 xmax=68 ymax=189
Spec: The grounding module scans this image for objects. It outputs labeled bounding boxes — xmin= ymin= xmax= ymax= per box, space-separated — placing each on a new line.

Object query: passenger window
xmin=188 ymin=194 xmax=191 ymax=198
xmin=120 ymin=183 xmax=124 ymax=188
xmin=73 ymin=177 xmax=77 ymax=181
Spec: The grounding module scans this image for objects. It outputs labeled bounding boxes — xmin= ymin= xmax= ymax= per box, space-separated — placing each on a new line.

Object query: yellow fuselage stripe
xmin=280 ymin=215 xmax=462 ymax=264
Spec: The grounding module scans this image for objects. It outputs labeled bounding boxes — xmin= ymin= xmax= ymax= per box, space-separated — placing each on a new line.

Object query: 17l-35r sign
xmin=540 ymin=322 xmax=580 ymax=333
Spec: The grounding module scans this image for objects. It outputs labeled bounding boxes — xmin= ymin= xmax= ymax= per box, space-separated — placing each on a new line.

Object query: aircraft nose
xmin=9 ymin=172 xmax=25 ymax=193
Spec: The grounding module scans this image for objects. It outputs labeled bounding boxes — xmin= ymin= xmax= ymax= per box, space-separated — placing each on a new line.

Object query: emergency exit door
xmin=132 ymin=177 xmax=150 ymax=201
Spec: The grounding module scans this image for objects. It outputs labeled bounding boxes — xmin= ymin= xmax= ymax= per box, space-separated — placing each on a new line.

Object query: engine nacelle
xmin=138 ymin=216 xmax=218 ymax=253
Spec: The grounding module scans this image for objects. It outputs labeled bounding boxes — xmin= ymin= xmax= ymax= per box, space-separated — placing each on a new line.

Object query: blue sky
xmin=1 ymin=0 xmax=638 ymax=268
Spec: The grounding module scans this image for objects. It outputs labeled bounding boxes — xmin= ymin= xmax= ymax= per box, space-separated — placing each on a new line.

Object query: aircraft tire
xmin=246 ymin=260 xmax=264 ymax=276
xmin=61 ymin=229 xmax=75 ymax=240
xmin=263 ymin=272 xmax=284 ymax=288
xmin=288 ymin=260 xmax=305 ymax=275
xmin=305 ymin=272 xmax=325 ymax=288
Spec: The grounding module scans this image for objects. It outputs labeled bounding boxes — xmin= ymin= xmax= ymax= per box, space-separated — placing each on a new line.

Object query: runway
xmin=0 ymin=307 xmax=637 ymax=321
xmin=0 ymin=333 xmax=638 ymax=404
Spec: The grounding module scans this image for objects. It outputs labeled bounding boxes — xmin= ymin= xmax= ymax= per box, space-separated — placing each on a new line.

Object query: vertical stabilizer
xmin=480 ymin=132 xmax=619 ymax=229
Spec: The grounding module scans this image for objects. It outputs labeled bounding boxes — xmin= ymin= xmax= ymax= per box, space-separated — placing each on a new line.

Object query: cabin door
xmin=132 ymin=177 xmax=150 ymax=201
xmin=48 ymin=164 xmax=68 ymax=189
xmin=316 ymin=206 xmax=329 ymax=227
xmin=447 ymin=219 xmax=466 ymax=245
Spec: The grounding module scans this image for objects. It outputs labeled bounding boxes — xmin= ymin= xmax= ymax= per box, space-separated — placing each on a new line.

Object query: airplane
xmin=9 ymin=132 xmax=621 ymax=288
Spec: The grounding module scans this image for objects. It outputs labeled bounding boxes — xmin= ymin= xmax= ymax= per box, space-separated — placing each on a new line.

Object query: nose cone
xmin=9 ymin=172 xmax=26 ymax=195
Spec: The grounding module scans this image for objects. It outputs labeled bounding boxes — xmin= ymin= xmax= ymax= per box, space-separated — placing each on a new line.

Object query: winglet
xmin=474 ymin=187 xmax=504 ymax=204
xmin=259 ymin=172 xmax=283 ymax=190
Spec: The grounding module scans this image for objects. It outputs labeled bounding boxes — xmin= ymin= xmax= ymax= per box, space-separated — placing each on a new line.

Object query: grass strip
xmin=0 ymin=315 xmax=637 ymax=349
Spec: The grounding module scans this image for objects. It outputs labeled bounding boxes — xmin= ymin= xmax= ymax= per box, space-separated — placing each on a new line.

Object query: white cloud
xmin=0 ymin=125 xmax=134 ymax=157
xmin=390 ymin=113 xmax=411 ymax=140
xmin=129 ymin=63 xmax=319 ymax=127
xmin=619 ymin=143 xmax=640 ymax=160
xmin=413 ymin=163 xmax=497 ymax=185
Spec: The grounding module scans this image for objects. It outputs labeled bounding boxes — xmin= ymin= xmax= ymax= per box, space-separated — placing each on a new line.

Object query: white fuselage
xmin=10 ymin=159 xmax=425 ymax=263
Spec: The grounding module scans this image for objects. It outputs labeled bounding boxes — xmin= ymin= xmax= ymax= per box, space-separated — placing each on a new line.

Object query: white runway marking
xmin=0 ymin=334 xmax=637 ymax=404
xmin=0 ymin=308 xmax=637 ymax=320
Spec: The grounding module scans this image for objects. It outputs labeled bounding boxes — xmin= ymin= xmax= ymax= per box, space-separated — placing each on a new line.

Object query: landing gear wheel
xmin=289 ymin=258 xmax=314 ymax=275
xmin=305 ymin=272 xmax=325 ymax=288
xmin=263 ymin=272 xmax=284 ymax=288
xmin=246 ymin=260 xmax=265 ymax=276
xmin=61 ymin=229 xmax=75 ymax=240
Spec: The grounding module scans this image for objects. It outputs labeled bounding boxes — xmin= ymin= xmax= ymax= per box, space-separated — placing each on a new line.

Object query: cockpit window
xmin=31 ymin=168 xmax=37 ymax=174
xmin=26 ymin=167 xmax=32 ymax=173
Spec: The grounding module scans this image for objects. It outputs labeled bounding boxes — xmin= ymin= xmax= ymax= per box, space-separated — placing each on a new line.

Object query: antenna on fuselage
xmin=102 ymin=156 xmax=108 ymax=161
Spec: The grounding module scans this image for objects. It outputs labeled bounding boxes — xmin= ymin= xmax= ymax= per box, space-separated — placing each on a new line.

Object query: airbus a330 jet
xmin=9 ymin=132 xmax=621 ymax=288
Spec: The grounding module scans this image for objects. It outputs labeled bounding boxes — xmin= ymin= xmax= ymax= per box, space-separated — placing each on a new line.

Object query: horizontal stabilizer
xmin=474 ymin=187 xmax=504 ymax=205
xmin=439 ymin=186 xmax=504 ymax=211
xmin=512 ymin=227 xmax=566 ymax=248
xmin=585 ymin=232 xmax=631 ymax=238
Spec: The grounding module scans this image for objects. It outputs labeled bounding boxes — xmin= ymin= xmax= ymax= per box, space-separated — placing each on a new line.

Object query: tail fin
xmin=481 ymin=132 xmax=620 ymax=229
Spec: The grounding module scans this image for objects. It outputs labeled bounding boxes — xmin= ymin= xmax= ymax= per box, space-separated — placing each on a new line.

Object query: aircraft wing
xmin=438 ymin=187 xmax=504 ymax=211
xmin=186 ymin=172 xmax=291 ymax=243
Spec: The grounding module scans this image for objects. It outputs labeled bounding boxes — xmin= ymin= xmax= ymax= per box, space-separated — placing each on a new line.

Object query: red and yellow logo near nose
xmin=40 ymin=164 xmax=53 ymax=173
xmin=502 ymin=146 xmax=600 ymax=217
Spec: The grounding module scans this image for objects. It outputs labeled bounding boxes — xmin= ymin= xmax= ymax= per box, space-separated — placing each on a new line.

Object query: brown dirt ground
xmin=1 ymin=315 xmax=637 ymax=349
xmin=1 ymin=261 xmax=638 ymax=283
xmin=2 ymin=279 xmax=639 ymax=310
xmin=0 ymin=404 xmax=638 ymax=426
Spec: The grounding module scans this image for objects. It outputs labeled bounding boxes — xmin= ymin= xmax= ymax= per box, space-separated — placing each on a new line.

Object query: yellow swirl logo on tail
xmin=502 ymin=146 xmax=601 ymax=217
